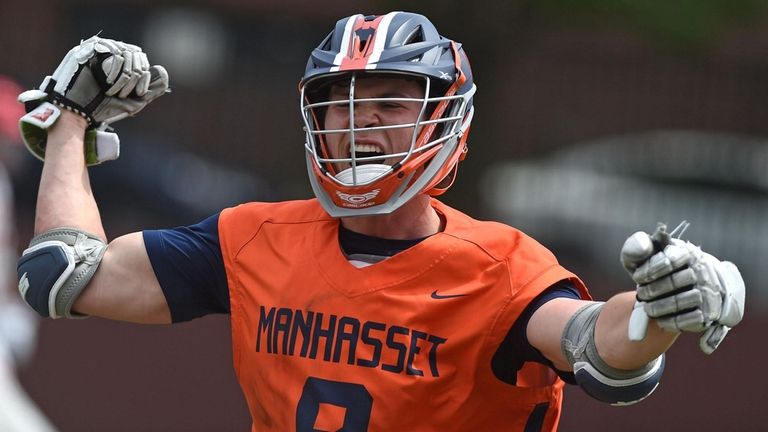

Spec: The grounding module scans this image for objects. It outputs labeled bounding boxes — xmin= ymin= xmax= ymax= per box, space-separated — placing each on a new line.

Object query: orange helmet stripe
xmin=338 ymin=15 xmax=386 ymax=71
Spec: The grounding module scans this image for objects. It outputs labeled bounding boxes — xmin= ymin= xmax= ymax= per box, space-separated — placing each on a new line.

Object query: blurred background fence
xmin=1 ymin=0 xmax=767 ymax=430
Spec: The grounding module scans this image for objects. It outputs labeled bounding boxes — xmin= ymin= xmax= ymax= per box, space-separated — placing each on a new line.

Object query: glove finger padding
xmin=136 ymin=70 xmax=151 ymax=97
xmin=117 ymin=51 xmax=149 ymax=98
xmin=636 ymin=267 xmax=697 ymax=301
xmin=643 ymin=289 xmax=703 ymax=320
xmin=91 ymin=65 xmax=169 ymax=124
xmin=655 ymin=309 xmax=710 ymax=333
xmin=639 ymin=244 xmax=743 ymax=329
xmin=111 ymin=49 xmax=136 ymax=97
xmin=631 ymin=240 xmax=696 ymax=285
xmin=620 ymin=231 xmax=655 ymax=273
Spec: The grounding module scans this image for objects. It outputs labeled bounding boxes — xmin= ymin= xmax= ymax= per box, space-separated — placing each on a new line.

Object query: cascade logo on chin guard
xmin=336 ymin=189 xmax=380 ymax=206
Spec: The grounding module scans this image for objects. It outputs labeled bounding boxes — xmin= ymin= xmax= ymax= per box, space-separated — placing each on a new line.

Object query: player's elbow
xmin=574 ymin=354 xmax=665 ymax=406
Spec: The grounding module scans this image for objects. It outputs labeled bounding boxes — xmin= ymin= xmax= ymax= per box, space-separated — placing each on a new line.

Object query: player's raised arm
xmin=15 ymin=36 xmax=171 ymax=324
xmin=527 ymin=223 xmax=745 ymax=406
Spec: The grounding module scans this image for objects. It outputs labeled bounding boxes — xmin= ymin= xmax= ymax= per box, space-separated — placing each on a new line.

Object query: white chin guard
xmin=335 ymin=164 xmax=392 ymax=186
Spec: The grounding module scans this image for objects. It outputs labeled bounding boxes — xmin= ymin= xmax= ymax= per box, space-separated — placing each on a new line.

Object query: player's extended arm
xmin=528 ymin=293 xmax=676 ymax=373
xmin=36 ymin=112 xmax=170 ymax=324
xmin=527 ymin=293 xmax=673 ymax=406
xmin=527 ymin=225 xmax=744 ymax=406
xmin=17 ymin=36 xmax=171 ymax=324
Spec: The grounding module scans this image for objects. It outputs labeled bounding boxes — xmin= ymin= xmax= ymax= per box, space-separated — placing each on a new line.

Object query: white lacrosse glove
xmin=17 ymin=35 xmax=170 ymax=166
xmin=620 ymin=223 xmax=745 ymax=354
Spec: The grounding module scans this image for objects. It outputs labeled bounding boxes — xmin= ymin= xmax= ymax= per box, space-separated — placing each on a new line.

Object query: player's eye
xmin=328 ymin=101 xmax=349 ymax=111
xmin=379 ymin=101 xmax=403 ymax=109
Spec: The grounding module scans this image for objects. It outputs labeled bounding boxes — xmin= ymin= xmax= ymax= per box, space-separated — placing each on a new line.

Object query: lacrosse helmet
xmin=300 ymin=11 xmax=476 ymax=217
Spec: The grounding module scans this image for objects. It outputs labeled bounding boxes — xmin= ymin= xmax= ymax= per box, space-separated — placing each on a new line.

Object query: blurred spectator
xmin=0 ymin=74 xmax=57 ymax=432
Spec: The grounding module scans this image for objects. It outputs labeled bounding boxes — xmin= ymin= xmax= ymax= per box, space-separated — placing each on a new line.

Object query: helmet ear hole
xmin=319 ymin=33 xmax=333 ymax=52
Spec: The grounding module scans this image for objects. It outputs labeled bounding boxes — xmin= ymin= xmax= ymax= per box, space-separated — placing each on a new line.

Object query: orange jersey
xmin=218 ymin=198 xmax=589 ymax=431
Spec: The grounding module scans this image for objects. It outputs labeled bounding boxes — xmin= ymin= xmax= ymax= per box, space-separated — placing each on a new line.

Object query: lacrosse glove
xmin=18 ymin=35 xmax=169 ymax=165
xmin=620 ymin=223 xmax=745 ymax=354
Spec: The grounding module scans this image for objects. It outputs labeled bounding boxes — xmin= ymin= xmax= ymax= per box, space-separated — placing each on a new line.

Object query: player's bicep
xmin=526 ymin=298 xmax=594 ymax=372
xmin=73 ymin=232 xmax=170 ymax=324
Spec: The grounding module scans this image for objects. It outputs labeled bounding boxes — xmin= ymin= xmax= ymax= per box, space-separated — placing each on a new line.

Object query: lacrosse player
xmin=15 ymin=12 xmax=744 ymax=431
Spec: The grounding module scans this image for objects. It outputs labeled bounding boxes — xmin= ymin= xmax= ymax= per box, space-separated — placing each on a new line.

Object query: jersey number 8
xmin=296 ymin=377 xmax=373 ymax=431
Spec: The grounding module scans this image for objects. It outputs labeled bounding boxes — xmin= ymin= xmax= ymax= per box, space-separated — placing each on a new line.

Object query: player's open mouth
xmin=350 ymin=144 xmax=385 ymax=166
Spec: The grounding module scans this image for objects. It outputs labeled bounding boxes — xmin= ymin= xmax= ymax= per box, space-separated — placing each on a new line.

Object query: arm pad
xmin=16 ymin=228 xmax=107 ymax=319
xmin=561 ymin=302 xmax=665 ymax=406
xmin=573 ymin=355 xmax=665 ymax=407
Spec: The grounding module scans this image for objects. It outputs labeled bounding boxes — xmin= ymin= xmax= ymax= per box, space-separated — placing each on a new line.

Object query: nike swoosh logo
xmin=430 ymin=290 xmax=469 ymax=299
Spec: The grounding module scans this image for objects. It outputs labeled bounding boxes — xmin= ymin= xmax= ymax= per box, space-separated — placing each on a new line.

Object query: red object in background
xmin=0 ymin=75 xmax=24 ymax=143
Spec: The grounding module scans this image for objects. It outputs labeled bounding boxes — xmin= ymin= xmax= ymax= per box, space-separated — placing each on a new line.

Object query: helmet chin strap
xmin=335 ymin=163 xmax=391 ymax=185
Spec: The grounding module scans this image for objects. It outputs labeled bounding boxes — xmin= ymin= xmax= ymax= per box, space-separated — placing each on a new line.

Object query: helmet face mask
xmin=304 ymin=72 xmax=427 ymax=181
xmin=299 ymin=12 xmax=476 ymax=217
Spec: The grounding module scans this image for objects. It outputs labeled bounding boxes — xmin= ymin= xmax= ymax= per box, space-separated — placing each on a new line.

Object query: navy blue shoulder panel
xmin=491 ymin=281 xmax=582 ymax=385
xmin=143 ymin=213 xmax=229 ymax=323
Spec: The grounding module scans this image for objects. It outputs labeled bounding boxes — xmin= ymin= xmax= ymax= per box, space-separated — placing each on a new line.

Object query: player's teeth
xmin=354 ymin=144 xmax=382 ymax=153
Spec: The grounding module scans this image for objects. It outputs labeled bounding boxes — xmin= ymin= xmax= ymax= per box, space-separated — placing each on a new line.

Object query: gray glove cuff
xmin=18 ymin=102 xmax=120 ymax=166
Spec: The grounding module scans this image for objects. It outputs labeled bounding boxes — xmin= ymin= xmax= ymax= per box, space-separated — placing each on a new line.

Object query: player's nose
xmin=352 ymin=101 xmax=381 ymax=129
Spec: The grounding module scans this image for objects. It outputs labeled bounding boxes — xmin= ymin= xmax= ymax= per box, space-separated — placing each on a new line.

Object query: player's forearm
xmin=595 ymin=291 xmax=679 ymax=370
xmin=35 ymin=110 xmax=106 ymax=239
